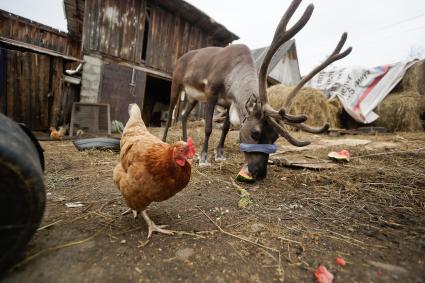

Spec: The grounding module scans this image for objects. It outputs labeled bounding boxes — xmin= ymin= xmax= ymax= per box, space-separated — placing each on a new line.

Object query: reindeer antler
xmin=257 ymin=0 xmax=352 ymax=147
xmin=258 ymin=0 xmax=314 ymax=105
xmin=283 ymin=32 xmax=352 ymax=109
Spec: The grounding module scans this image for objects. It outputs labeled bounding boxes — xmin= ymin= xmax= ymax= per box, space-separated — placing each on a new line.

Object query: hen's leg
xmin=142 ymin=211 xmax=175 ymax=239
xmin=122 ymin=208 xmax=139 ymax=218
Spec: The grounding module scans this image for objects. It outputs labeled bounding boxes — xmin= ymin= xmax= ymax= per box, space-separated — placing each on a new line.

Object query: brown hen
xmin=113 ymin=104 xmax=195 ymax=238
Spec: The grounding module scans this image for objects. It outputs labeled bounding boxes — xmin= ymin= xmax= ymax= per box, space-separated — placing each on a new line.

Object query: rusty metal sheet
xmin=100 ymin=63 xmax=146 ymax=123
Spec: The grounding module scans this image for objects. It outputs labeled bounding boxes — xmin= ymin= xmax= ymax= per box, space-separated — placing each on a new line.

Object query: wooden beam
xmin=117 ymin=61 xmax=172 ymax=80
xmin=0 ymin=37 xmax=82 ymax=62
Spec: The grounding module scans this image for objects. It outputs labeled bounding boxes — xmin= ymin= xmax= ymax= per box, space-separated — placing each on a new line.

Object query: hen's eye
xmin=251 ymin=130 xmax=261 ymax=141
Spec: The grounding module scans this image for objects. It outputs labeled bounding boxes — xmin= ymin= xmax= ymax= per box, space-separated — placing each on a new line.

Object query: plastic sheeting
xmin=308 ymin=60 xmax=418 ymax=123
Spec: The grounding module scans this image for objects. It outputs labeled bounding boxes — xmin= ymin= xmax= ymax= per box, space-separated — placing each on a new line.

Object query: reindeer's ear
xmin=245 ymin=94 xmax=261 ymax=117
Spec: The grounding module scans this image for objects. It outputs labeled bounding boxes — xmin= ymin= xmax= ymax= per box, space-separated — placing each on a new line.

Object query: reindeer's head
xmin=239 ymin=0 xmax=352 ymax=180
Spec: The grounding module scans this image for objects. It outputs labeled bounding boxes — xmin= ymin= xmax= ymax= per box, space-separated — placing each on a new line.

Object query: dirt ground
xmin=2 ymin=125 xmax=425 ymax=283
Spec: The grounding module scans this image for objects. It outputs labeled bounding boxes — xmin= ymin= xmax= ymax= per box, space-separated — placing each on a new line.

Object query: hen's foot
xmin=122 ymin=208 xmax=139 ymax=219
xmin=142 ymin=211 xmax=175 ymax=239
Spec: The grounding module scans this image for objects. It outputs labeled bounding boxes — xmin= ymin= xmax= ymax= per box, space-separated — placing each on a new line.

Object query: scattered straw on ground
xmin=4 ymin=128 xmax=425 ymax=282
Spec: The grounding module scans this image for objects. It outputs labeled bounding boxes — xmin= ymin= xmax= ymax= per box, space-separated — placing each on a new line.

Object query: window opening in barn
xmin=142 ymin=75 xmax=171 ymax=127
xmin=141 ymin=5 xmax=151 ymax=63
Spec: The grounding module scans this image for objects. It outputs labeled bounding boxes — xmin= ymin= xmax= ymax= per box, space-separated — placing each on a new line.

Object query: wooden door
xmin=0 ymin=48 xmax=54 ymax=130
xmin=99 ymin=64 xmax=146 ymax=123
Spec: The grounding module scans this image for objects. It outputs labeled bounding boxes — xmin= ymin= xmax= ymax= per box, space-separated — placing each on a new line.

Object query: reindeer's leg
xmin=199 ymin=100 xmax=217 ymax=167
xmin=181 ymin=100 xmax=198 ymax=141
xmin=162 ymin=82 xmax=181 ymax=142
xmin=215 ymin=108 xmax=230 ymax=161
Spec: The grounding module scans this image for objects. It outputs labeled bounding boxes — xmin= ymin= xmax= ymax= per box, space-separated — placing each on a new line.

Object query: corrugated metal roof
xmin=251 ymin=40 xmax=301 ymax=85
xmin=251 ymin=39 xmax=295 ymax=74
xmin=63 ymin=0 xmax=239 ymax=44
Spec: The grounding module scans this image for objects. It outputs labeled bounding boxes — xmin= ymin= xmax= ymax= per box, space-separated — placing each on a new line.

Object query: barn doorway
xmin=142 ymin=75 xmax=171 ymax=127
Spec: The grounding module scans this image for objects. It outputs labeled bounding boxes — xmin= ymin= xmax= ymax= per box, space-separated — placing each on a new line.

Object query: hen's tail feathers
xmin=128 ymin=103 xmax=141 ymax=118
xmin=124 ymin=103 xmax=147 ymax=133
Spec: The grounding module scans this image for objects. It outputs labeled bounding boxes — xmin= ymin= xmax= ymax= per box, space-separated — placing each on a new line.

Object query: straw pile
xmin=373 ymin=90 xmax=425 ymax=132
xmin=267 ymin=84 xmax=343 ymax=128
xmin=398 ymin=60 xmax=425 ymax=95
xmin=374 ymin=60 xmax=425 ymax=132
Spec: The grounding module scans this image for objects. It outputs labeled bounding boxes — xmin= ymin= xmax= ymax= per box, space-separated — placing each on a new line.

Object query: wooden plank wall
xmin=145 ymin=5 xmax=214 ymax=73
xmin=50 ymin=57 xmax=64 ymax=128
xmin=0 ymin=48 xmax=63 ymax=130
xmin=84 ymin=0 xmax=145 ymax=62
xmin=83 ymin=0 xmax=219 ymax=74
xmin=0 ymin=11 xmax=81 ymax=59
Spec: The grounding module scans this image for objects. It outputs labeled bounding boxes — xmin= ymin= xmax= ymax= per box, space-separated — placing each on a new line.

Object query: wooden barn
xmin=63 ymin=0 xmax=238 ymax=126
xmin=0 ymin=9 xmax=81 ymax=130
xmin=0 ymin=0 xmax=237 ymax=131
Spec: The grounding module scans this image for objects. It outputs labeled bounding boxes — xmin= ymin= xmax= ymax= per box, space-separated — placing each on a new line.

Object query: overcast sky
xmin=1 ymin=0 xmax=424 ymax=74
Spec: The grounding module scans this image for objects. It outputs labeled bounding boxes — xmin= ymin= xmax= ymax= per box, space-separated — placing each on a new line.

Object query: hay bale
xmin=267 ymin=84 xmax=343 ymax=128
xmin=373 ymin=90 xmax=425 ymax=132
xmin=399 ymin=60 xmax=425 ymax=95
xmin=328 ymin=97 xmax=344 ymax=129
xmin=289 ymin=89 xmax=336 ymax=128
xmin=267 ymin=84 xmax=293 ymax=109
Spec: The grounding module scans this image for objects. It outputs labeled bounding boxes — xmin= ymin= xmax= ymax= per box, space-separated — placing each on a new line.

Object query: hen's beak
xmin=187 ymin=152 xmax=195 ymax=160
xmin=186 ymin=157 xmax=194 ymax=166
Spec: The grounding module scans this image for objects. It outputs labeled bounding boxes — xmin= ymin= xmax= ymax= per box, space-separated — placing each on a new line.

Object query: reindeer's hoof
xmin=214 ymin=149 xmax=226 ymax=161
xmin=198 ymin=152 xmax=210 ymax=167
xmin=198 ymin=161 xmax=211 ymax=167
xmin=214 ymin=154 xmax=226 ymax=161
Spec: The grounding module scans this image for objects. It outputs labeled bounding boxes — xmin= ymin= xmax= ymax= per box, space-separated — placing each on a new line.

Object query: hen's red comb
xmin=187 ymin=137 xmax=195 ymax=157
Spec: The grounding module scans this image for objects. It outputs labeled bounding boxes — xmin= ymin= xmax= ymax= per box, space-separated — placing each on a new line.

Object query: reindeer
xmin=162 ymin=0 xmax=352 ymax=180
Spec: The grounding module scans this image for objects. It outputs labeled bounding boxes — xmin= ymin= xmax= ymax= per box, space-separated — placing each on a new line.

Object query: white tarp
xmin=308 ymin=60 xmax=418 ymax=123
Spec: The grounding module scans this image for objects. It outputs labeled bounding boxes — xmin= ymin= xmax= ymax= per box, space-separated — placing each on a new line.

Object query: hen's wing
xmin=114 ymin=103 xmax=166 ymax=211
xmin=119 ymin=104 xmax=166 ymax=170
xmin=113 ymin=161 xmax=151 ymax=211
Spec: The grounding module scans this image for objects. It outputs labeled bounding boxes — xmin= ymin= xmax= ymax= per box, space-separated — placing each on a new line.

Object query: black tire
xmin=72 ymin=137 xmax=120 ymax=152
xmin=0 ymin=113 xmax=46 ymax=273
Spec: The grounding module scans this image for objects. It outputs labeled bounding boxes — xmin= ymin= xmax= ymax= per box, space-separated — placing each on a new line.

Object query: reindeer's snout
xmin=240 ymin=143 xmax=276 ymax=180
xmin=244 ymin=152 xmax=269 ymax=180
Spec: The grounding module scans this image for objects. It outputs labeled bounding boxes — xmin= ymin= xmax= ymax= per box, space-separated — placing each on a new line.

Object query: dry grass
xmin=5 ymin=128 xmax=425 ymax=282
